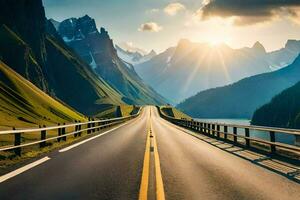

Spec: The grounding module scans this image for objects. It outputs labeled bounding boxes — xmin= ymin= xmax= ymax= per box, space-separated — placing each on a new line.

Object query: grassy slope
xmin=0 ymin=61 xmax=86 ymax=130
xmin=94 ymin=105 xmax=140 ymax=119
xmin=160 ymin=106 xmax=191 ymax=120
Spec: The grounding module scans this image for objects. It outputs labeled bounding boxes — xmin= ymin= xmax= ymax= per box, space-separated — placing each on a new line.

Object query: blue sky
xmin=43 ymin=0 xmax=300 ymax=53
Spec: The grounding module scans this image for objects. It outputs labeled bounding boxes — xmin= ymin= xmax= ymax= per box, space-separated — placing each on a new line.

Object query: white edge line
xmin=0 ymin=156 xmax=50 ymax=183
xmin=59 ymin=119 xmax=133 ymax=153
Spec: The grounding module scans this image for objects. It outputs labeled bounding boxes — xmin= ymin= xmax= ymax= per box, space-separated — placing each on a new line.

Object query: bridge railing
xmin=0 ymin=108 xmax=141 ymax=156
xmin=158 ymin=107 xmax=300 ymax=157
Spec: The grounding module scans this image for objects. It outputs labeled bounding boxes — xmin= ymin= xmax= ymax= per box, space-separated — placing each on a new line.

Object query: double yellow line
xmin=139 ymin=109 xmax=165 ymax=200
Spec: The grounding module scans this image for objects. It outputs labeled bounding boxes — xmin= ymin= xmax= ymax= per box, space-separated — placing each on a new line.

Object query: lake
xmin=197 ymin=118 xmax=296 ymax=145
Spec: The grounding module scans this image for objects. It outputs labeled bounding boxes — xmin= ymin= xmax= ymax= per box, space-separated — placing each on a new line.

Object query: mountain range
xmin=52 ymin=15 xmax=166 ymax=105
xmin=177 ymin=54 xmax=300 ymax=119
xmin=115 ymin=45 xmax=157 ymax=65
xmin=135 ymin=39 xmax=300 ymax=104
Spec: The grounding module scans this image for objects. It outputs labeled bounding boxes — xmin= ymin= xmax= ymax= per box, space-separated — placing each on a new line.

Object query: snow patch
xmin=166 ymin=56 xmax=172 ymax=63
xmin=89 ymin=52 xmax=97 ymax=69
xmin=116 ymin=46 xmax=155 ymax=65
xmin=63 ymin=36 xmax=75 ymax=43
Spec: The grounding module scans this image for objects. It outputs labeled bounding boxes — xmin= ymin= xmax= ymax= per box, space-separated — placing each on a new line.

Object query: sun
xmin=210 ymin=40 xmax=222 ymax=46
xmin=208 ymin=35 xmax=230 ymax=46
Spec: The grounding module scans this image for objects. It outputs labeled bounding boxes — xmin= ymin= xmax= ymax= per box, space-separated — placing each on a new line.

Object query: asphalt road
xmin=0 ymin=106 xmax=299 ymax=200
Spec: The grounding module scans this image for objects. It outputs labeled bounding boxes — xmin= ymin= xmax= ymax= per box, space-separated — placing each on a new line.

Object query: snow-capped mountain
xmin=51 ymin=15 xmax=167 ymax=105
xmin=115 ymin=45 xmax=157 ymax=65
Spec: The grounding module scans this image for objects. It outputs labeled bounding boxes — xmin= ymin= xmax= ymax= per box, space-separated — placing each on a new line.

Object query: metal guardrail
xmin=158 ymin=107 xmax=300 ymax=156
xmin=0 ymin=108 xmax=141 ymax=156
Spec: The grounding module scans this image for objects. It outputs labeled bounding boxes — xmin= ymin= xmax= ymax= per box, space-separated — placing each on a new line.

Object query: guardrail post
xmin=87 ymin=118 xmax=91 ymax=134
xmin=40 ymin=125 xmax=46 ymax=148
xmin=78 ymin=122 xmax=82 ymax=136
xmin=96 ymin=122 xmax=100 ymax=131
xmin=196 ymin=122 xmax=200 ymax=132
xmin=296 ymin=135 xmax=300 ymax=146
xmin=245 ymin=128 xmax=250 ymax=147
xmin=212 ymin=124 xmax=215 ymax=137
xmin=62 ymin=123 xmax=66 ymax=141
xmin=216 ymin=125 xmax=220 ymax=138
xmin=57 ymin=123 xmax=61 ymax=142
xmin=74 ymin=121 xmax=78 ymax=137
xmin=208 ymin=124 xmax=211 ymax=135
xmin=224 ymin=126 xmax=228 ymax=140
xmin=13 ymin=127 xmax=21 ymax=156
xmin=200 ymin=123 xmax=203 ymax=133
xmin=269 ymin=131 xmax=276 ymax=154
xmin=233 ymin=127 xmax=237 ymax=143
xmin=93 ymin=119 xmax=96 ymax=132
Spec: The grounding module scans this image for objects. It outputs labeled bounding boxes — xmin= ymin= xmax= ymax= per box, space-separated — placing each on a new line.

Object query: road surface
xmin=0 ymin=106 xmax=299 ymax=200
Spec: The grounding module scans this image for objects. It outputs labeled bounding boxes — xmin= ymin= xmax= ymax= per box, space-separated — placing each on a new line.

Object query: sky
xmin=43 ymin=0 xmax=300 ymax=53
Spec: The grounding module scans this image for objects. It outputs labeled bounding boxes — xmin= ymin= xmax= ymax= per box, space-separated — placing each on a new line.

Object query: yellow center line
xmin=150 ymin=119 xmax=166 ymax=200
xmin=139 ymin=107 xmax=165 ymax=200
xmin=139 ymin=116 xmax=151 ymax=200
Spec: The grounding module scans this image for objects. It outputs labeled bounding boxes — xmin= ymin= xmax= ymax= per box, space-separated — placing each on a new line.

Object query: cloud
xmin=138 ymin=22 xmax=163 ymax=32
xmin=147 ymin=8 xmax=159 ymax=14
xmin=164 ymin=3 xmax=186 ymax=16
xmin=195 ymin=0 xmax=300 ymax=25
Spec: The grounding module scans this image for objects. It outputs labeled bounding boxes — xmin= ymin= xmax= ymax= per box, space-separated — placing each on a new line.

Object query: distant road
xmin=0 ymin=106 xmax=299 ymax=200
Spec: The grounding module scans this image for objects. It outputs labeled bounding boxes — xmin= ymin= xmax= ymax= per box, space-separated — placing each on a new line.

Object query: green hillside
xmin=0 ymin=61 xmax=86 ymax=130
xmin=94 ymin=105 xmax=140 ymax=119
xmin=160 ymin=106 xmax=191 ymax=120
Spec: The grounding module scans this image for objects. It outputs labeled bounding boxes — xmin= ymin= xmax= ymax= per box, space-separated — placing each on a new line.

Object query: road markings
xmin=151 ymin=120 xmax=166 ymax=200
xmin=139 ymin=108 xmax=165 ymax=200
xmin=0 ymin=156 xmax=50 ymax=183
xmin=139 ymin=118 xmax=151 ymax=200
xmin=59 ymin=119 xmax=133 ymax=153
xmin=0 ymin=113 xmax=141 ymax=184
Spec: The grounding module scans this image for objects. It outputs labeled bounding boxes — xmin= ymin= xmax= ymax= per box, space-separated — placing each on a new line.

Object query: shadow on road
xmin=166 ymin=121 xmax=300 ymax=184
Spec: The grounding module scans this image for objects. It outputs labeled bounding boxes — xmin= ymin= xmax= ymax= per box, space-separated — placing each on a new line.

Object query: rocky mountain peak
xmin=77 ymin=15 xmax=97 ymax=35
xmin=100 ymin=27 xmax=109 ymax=38
xmin=49 ymin=18 xmax=60 ymax=30
xmin=57 ymin=15 xmax=98 ymax=42
xmin=285 ymin=40 xmax=300 ymax=51
xmin=252 ymin=41 xmax=266 ymax=53
xmin=148 ymin=50 xmax=157 ymax=57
